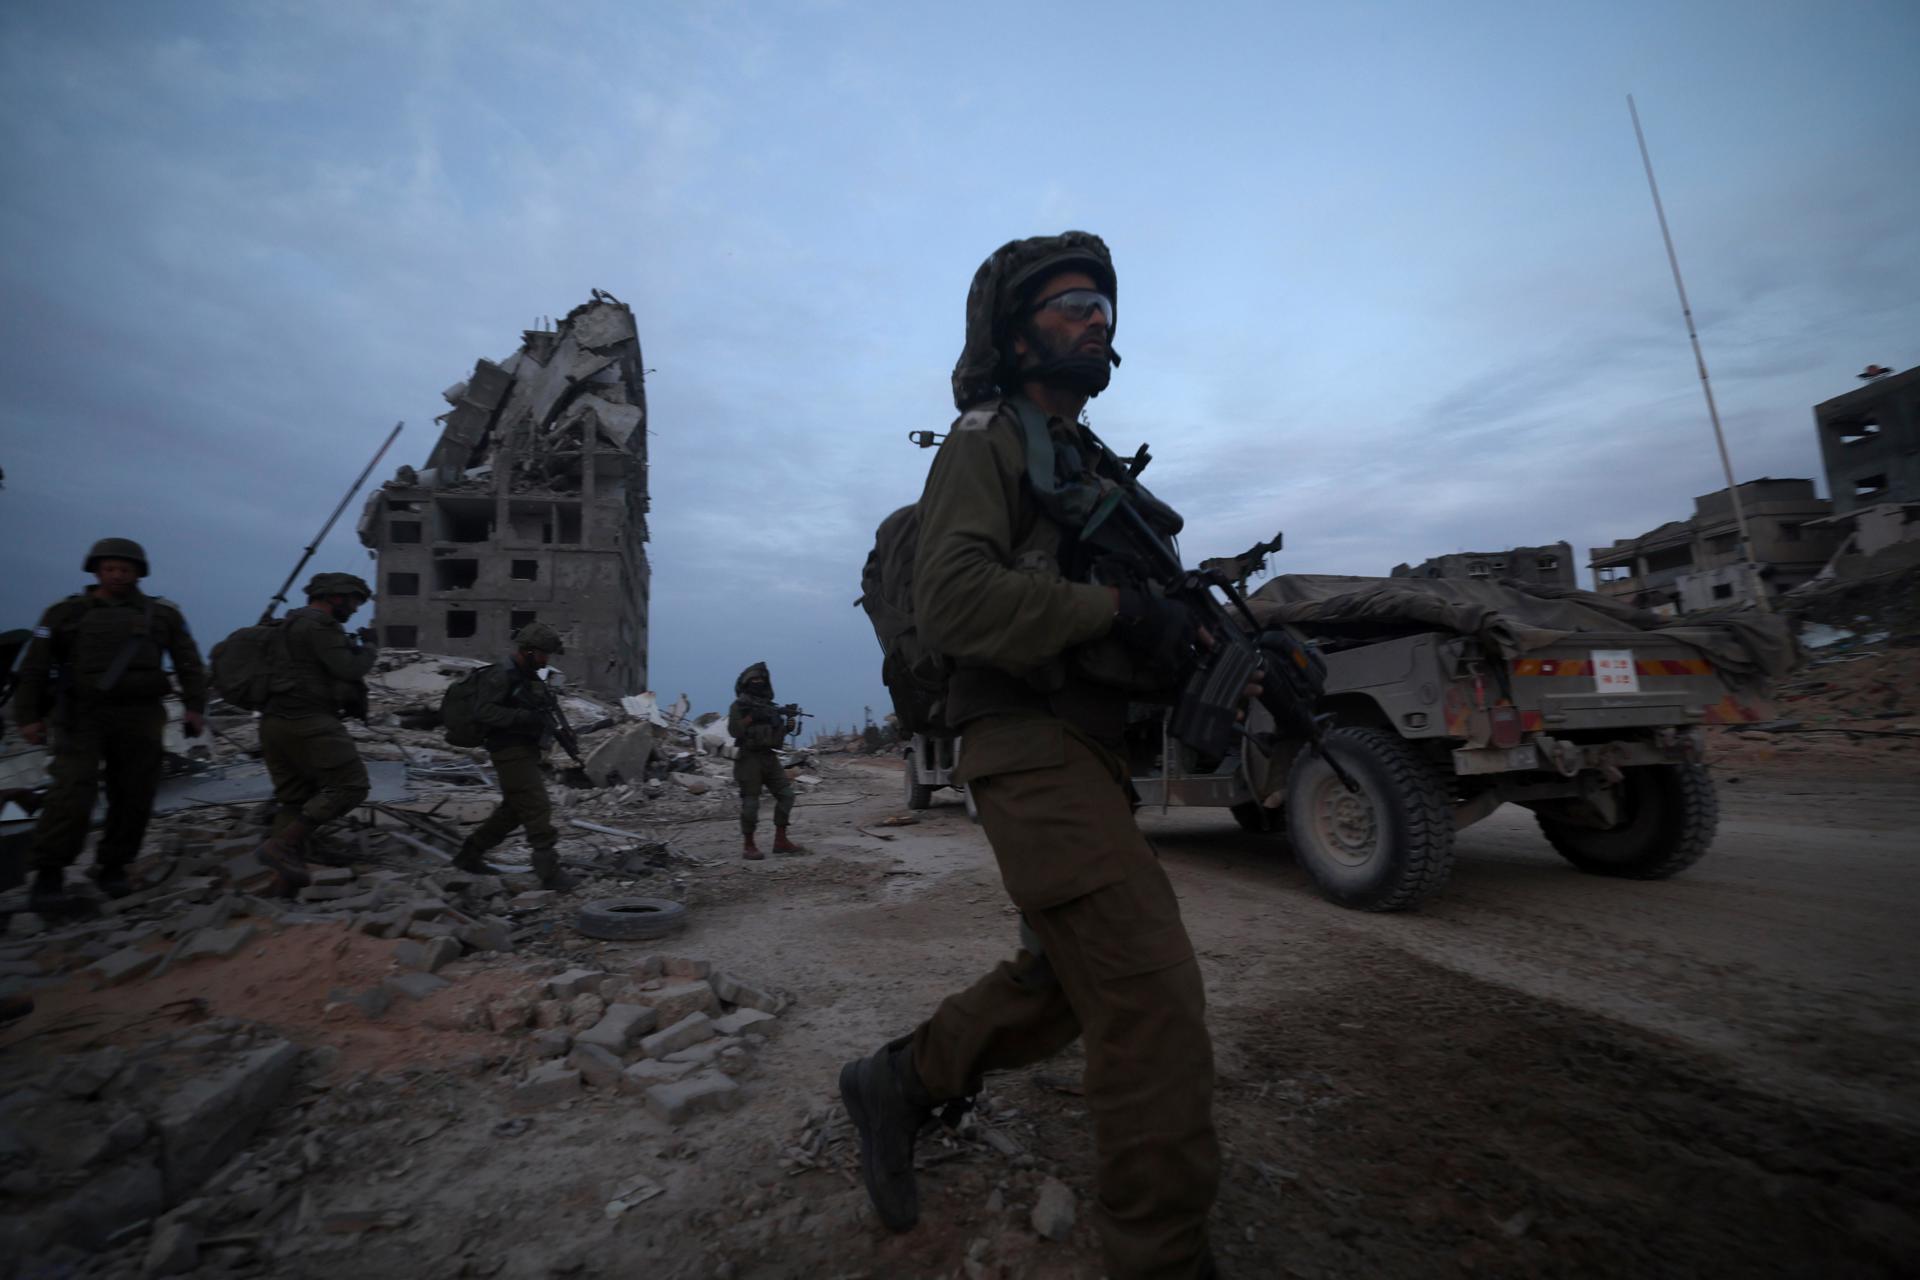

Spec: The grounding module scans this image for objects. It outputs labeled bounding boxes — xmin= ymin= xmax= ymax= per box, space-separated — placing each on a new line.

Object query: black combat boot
xmin=838 ymin=1035 xmax=935 ymax=1231
xmin=253 ymin=817 xmax=315 ymax=894
xmin=531 ymin=848 xmax=575 ymax=892
xmin=451 ymin=839 xmax=505 ymax=875
xmin=27 ymin=867 xmax=76 ymax=917
xmin=89 ymin=863 xmax=133 ymax=901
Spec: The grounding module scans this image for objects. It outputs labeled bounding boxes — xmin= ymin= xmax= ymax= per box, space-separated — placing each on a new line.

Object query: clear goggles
xmin=1029 ymin=288 xmax=1114 ymax=327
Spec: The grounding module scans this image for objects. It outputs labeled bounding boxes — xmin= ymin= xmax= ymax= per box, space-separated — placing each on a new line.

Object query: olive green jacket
xmin=264 ymin=606 xmax=376 ymax=719
xmin=12 ymin=587 xmax=206 ymax=723
xmin=470 ymin=658 xmax=550 ymax=752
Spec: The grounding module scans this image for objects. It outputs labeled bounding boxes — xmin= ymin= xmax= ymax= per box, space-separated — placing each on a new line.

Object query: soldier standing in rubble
xmin=727 ymin=662 xmax=803 ymax=860
xmin=12 ymin=538 xmax=206 ymax=914
xmin=838 ymin=233 xmax=1227 ymax=1278
xmin=251 ymin=573 xmax=376 ymax=892
xmin=452 ymin=622 xmax=572 ymax=889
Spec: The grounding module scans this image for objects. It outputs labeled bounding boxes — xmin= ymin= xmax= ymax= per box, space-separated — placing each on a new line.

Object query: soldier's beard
xmin=1017 ymin=322 xmax=1113 ymax=397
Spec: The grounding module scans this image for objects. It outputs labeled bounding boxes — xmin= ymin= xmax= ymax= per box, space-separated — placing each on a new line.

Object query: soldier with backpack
xmin=10 ymin=538 xmax=205 ymax=914
xmin=727 ymin=662 xmax=804 ymax=860
xmin=840 ymin=234 xmax=1230 ymax=1279
xmin=250 ymin=573 xmax=376 ymax=892
xmin=442 ymin=623 xmax=572 ymax=887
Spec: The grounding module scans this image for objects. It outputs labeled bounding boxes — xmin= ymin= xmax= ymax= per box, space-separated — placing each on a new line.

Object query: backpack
xmin=208 ymin=620 xmax=286 ymax=712
xmin=857 ymin=505 xmax=948 ymax=734
xmin=438 ymin=664 xmax=497 ymax=748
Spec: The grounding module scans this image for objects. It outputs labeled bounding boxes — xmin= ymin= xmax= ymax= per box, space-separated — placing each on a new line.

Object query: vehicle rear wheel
xmin=1536 ymin=763 xmax=1717 ymax=879
xmin=1284 ymin=727 xmax=1453 ymax=911
xmin=903 ymin=748 xmax=934 ymax=811
xmin=1230 ymin=800 xmax=1279 ymax=834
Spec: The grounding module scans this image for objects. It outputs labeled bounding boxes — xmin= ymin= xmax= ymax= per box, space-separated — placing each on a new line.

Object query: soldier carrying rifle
xmin=727 ymin=662 xmax=806 ymax=860
xmin=451 ymin=622 xmax=575 ymax=889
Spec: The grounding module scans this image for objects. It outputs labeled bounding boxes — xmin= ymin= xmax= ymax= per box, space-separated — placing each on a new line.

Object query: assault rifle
xmin=534 ymin=680 xmax=586 ymax=768
xmin=1096 ymin=493 xmax=1359 ymax=794
xmin=777 ymin=703 xmax=812 ymax=741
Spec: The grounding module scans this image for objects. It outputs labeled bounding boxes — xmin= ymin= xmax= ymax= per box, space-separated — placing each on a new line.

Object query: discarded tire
xmin=573 ymin=897 xmax=688 ymax=942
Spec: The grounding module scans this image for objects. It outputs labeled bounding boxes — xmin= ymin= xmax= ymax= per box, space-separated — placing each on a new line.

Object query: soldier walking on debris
xmin=252 ymin=573 xmax=376 ymax=893
xmin=727 ymin=662 xmax=804 ymax=860
xmin=452 ymin=623 xmax=572 ymax=889
xmin=12 ymin=539 xmax=206 ymax=914
xmin=839 ymin=234 xmax=1227 ymax=1278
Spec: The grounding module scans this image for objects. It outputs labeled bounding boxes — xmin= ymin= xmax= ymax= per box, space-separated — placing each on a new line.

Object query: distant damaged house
xmin=1390 ymin=543 xmax=1576 ymax=589
xmin=357 ymin=291 xmax=650 ymax=696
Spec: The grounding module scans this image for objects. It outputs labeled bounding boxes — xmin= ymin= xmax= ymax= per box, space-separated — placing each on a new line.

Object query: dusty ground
xmin=13 ymin=733 xmax=1912 ymax=1280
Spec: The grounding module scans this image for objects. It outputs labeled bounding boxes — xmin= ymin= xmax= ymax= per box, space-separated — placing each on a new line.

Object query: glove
xmin=1114 ymin=585 xmax=1197 ymax=675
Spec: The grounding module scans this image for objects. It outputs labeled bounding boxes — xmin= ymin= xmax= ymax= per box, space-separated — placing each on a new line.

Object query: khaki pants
xmin=30 ymin=701 xmax=167 ymax=873
xmin=260 ymin=712 xmax=369 ymax=827
xmin=469 ymin=743 xmax=557 ymax=854
xmin=910 ymin=715 xmax=1218 ymax=1280
xmin=734 ymin=748 xmax=794 ymax=834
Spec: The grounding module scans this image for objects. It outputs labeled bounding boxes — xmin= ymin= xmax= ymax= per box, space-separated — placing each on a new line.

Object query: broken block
xmin=710 ymin=1008 xmax=777 ymax=1037
xmin=567 ymin=1042 xmax=624 ymax=1088
xmin=179 ymin=925 xmax=256 ymax=962
xmin=618 ymin=1059 xmax=696 ymax=1093
xmin=514 ymin=1061 xmax=580 ymax=1109
xmin=547 ymin=968 xmax=607 ymax=1000
xmin=643 ymin=1071 xmax=740 ymax=1125
xmin=634 ymin=980 xmax=718 ymax=1026
xmin=457 ymin=917 xmax=513 ymax=952
xmin=87 ymin=946 xmax=159 ymax=988
xmin=574 ymin=1003 xmax=657 ymax=1054
xmin=638 ymin=1012 xmax=713 ymax=1060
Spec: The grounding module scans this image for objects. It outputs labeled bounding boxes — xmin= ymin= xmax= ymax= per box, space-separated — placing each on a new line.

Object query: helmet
xmin=303 ymin=572 xmax=372 ymax=602
xmin=84 ymin=538 xmax=150 ymax=577
xmin=512 ymin=622 xmax=565 ymax=655
xmin=735 ymin=662 xmax=772 ymax=695
xmin=951 ymin=231 xmax=1119 ymax=410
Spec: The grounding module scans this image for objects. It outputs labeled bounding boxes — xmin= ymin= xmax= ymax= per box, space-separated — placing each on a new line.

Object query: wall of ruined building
xmin=1390 ymin=542 xmax=1576 ymax=589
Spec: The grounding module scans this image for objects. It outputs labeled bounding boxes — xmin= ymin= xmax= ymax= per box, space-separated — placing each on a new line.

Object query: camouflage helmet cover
xmin=512 ymin=622 xmax=565 ymax=655
xmin=735 ymin=661 xmax=772 ymax=696
xmin=304 ymin=572 xmax=372 ymax=601
xmin=950 ymin=231 xmax=1119 ymax=411
xmin=84 ymin=537 xmax=150 ymax=577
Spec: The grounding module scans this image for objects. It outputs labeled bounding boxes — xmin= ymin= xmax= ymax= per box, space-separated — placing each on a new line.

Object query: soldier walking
xmin=727 ymin=662 xmax=803 ymax=860
xmin=252 ymin=573 xmax=376 ymax=891
xmin=12 ymin=538 xmax=206 ymax=914
xmin=838 ymin=234 xmax=1224 ymax=1278
xmin=452 ymin=623 xmax=572 ymax=889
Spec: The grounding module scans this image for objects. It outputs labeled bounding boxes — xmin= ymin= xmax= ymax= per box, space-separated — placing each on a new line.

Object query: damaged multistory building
xmin=358 ymin=291 xmax=650 ymax=697
xmin=1390 ymin=543 xmax=1576 ymax=589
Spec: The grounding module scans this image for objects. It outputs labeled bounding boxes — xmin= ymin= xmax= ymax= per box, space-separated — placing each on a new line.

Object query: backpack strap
xmin=97 ymin=598 xmax=156 ymax=694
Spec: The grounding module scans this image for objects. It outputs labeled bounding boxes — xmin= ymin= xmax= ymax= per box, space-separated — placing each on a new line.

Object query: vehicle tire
xmin=1230 ymin=800 xmax=1279 ymax=834
xmin=1536 ymin=763 xmax=1717 ymax=879
xmin=903 ymin=748 xmax=934 ymax=810
xmin=962 ymin=784 xmax=979 ymax=824
xmin=1284 ymin=726 xmax=1454 ymax=911
xmin=573 ymin=897 xmax=687 ymax=942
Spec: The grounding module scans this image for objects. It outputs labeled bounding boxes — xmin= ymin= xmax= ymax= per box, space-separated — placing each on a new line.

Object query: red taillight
xmin=1489 ymin=705 xmax=1523 ymax=749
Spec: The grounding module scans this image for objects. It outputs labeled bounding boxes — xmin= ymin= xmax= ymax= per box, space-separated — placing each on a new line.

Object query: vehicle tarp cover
xmin=1247 ymin=575 xmax=1799 ymax=687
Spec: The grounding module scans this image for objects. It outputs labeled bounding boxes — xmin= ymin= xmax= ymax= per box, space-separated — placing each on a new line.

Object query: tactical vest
xmin=51 ymin=593 xmax=170 ymax=702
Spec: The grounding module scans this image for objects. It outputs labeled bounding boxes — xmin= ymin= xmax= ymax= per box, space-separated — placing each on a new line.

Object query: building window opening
xmin=388 ymin=499 xmax=422 ymax=513
xmin=387 ymin=572 xmax=420 ymax=596
xmin=1536 ymin=555 xmax=1560 ymax=571
xmin=1854 ymin=474 xmax=1888 ymax=499
xmin=1712 ymin=583 xmax=1733 ymax=600
xmin=1467 ymin=561 xmax=1489 ymax=578
xmin=445 ymin=610 xmax=478 ymax=639
xmin=390 ymin=520 xmax=422 ymax=544
xmin=386 ymin=625 xmax=418 ymax=647
xmin=1834 ymin=419 xmax=1881 ymax=445
xmin=1707 ymin=533 xmax=1737 ymax=554
xmin=510 ymin=610 xmax=538 ymax=632
xmin=511 ymin=559 xmax=539 ymax=581
xmin=556 ymin=505 xmax=583 ymax=544
xmin=435 ymin=559 xmax=480 ymax=590
xmin=441 ymin=507 xmax=491 ymax=543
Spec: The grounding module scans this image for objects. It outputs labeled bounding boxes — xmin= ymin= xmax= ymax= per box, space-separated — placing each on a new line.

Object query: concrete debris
xmin=639 ymin=1012 xmax=715 ymax=1059
xmin=1030 ymin=1177 xmax=1076 ymax=1241
xmin=643 ymin=1071 xmax=741 ymax=1125
xmin=515 ymin=1062 xmax=582 ymax=1109
xmin=574 ymin=1002 xmax=658 ymax=1053
xmin=567 ymin=1042 xmax=626 ymax=1089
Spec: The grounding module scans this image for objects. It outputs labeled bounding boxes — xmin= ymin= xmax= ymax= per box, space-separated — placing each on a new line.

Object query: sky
xmin=2 ymin=0 xmax=1916 ymax=735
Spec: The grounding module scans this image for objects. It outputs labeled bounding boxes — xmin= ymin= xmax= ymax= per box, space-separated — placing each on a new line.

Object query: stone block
xmin=618 ymin=1059 xmax=696 ymax=1092
xmin=1031 ymin=1177 xmax=1075 ymax=1241
xmin=222 ymin=853 xmax=271 ymax=886
xmin=710 ymin=1008 xmax=777 ymax=1037
xmin=404 ymin=919 xmax=458 ymax=941
xmin=530 ymin=1029 xmax=572 ymax=1058
xmin=567 ymin=1042 xmax=624 ymax=1088
xmin=634 ymin=979 xmax=718 ymax=1026
xmin=382 ymin=972 xmax=450 ymax=1002
xmin=583 ymin=722 xmax=655 ymax=788
xmin=661 ymin=1035 xmax=739 ymax=1067
xmin=725 ymin=980 xmax=783 ymax=1015
xmin=175 ymin=896 xmax=237 ymax=935
xmin=310 ymin=867 xmax=357 ymax=887
xmin=179 ymin=925 xmax=256 ymax=962
xmin=508 ymin=890 xmax=557 ymax=911
xmin=643 ymin=1071 xmax=740 ymax=1125
xmin=660 ymin=955 xmax=710 ymax=979
xmin=638 ymin=1012 xmax=713 ymax=1060
xmin=87 ymin=946 xmax=159 ymax=988
xmin=153 ymin=1040 xmax=301 ymax=1200
xmin=547 ymin=968 xmax=607 ymax=999
xmin=574 ymin=1003 xmax=657 ymax=1053
xmin=513 ymin=1061 xmax=580 ymax=1109
xmin=357 ymin=907 xmax=411 ymax=939
xmin=457 ymin=917 xmax=513 ymax=952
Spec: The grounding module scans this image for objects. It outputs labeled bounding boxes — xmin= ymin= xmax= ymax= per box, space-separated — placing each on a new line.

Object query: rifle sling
xmin=97 ymin=599 xmax=156 ymax=695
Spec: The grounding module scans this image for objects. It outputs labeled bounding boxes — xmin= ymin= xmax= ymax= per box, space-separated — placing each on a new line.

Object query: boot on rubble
xmin=531 ymin=848 xmax=575 ymax=892
xmin=89 ymin=862 xmax=134 ymax=901
xmin=27 ymin=867 xmax=84 ymax=918
xmin=772 ymin=827 xmax=805 ymax=855
xmin=253 ymin=817 xmax=315 ymax=895
xmin=838 ymin=1036 xmax=935 ymax=1232
xmin=742 ymin=830 xmax=764 ymax=861
xmin=452 ymin=839 xmax=505 ymax=875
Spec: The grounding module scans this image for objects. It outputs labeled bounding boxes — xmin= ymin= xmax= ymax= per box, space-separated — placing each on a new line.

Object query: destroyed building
xmin=1808 ymin=363 xmax=1920 ymax=575
xmin=358 ymin=291 xmax=650 ymax=697
xmin=1390 ymin=543 xmax=1575 ymax=589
